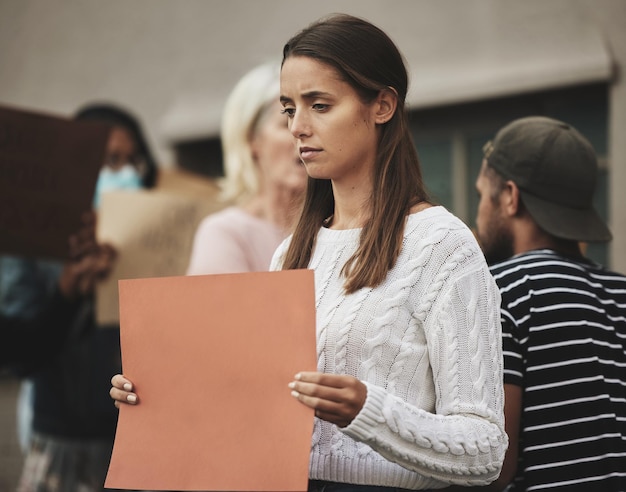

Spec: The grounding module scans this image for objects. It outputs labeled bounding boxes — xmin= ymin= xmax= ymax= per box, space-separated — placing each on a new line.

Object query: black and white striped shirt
xmin=490 ymin=249 xmax=626 ymax=491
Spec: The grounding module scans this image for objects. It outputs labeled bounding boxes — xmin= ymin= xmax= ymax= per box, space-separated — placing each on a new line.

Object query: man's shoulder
xmin=489 ymin=250 xmax=558 ymax=278
xmin=489 ymin=249 xmax=626 ymax=290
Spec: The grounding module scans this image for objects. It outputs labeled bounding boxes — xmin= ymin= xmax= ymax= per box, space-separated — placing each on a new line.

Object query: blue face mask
xmin=93 ymin=164 xmax=143 ymax=209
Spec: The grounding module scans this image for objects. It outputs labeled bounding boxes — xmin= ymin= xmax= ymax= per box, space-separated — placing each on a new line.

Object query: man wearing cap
xmin=472 ymin=116 xmax=626 ymax=491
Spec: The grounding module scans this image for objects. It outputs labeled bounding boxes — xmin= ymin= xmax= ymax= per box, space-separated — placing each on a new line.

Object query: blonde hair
xmin=219 ymin=62 xmax=281 ymax=204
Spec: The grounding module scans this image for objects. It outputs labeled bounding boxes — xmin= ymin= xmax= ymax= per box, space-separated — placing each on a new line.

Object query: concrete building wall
xmin=0 ymin=0 xmax=619 ymax=160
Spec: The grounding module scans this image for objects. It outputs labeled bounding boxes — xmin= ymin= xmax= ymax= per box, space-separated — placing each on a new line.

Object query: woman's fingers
xmin=288 ymin=372 xmax=367 ymax=427
xmin=110 ymin=374 xmax=138 ymax=405
xmin=109 ymin=386 xmax=138 ymax=405
xmin=294 ymin=371 xmax=351 ymax=388
xmin=290 ymin=372 xmax=364 ymax=402
xmin=111 ymin=373 xmax=131 ymax=388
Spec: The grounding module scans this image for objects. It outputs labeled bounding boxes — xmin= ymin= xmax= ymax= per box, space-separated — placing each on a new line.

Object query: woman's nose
xmin=289 ymin=112 xmax=310 ymax=139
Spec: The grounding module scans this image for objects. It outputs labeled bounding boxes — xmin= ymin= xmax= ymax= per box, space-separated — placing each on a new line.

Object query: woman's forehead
xmin=280 ymin=57 xmax=345 ymax=96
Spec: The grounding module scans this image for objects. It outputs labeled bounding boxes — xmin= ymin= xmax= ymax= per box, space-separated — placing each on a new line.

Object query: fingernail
xmin=288 ymin=382 xmax=295 ymax=389
xmin=294 ymin=373 xmax=302 ymax=380
xmin=290 ymin=390 xmax=300 ymax=398
xmin=123 ymin=383 xmax=132 ymax=391
xmin=127 ymin=394 xmax=137 ymax=403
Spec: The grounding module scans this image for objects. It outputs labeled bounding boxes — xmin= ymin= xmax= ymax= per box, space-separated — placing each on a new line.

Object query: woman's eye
xmin=312 ymin=104 xmax=329 ymax=112
xmin=280 ymin=107 xmax=295 ymax=118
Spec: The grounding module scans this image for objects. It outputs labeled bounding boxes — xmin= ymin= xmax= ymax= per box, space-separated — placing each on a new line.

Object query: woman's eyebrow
xmin=301 ymin=90 xmax=333 ymax=100
xmin=280 ymin=91 xmax=333 ymax=105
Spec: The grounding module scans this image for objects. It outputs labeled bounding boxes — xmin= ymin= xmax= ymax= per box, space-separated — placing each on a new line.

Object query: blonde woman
xmin=185 ymin=62 xmax=307 ymax=275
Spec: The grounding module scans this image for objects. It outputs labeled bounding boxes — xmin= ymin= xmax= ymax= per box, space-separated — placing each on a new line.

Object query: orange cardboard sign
xmin=0 ymin=104 xmax=109 ymax=259
xmin=105 ymin=270 xmax=316 ymax=491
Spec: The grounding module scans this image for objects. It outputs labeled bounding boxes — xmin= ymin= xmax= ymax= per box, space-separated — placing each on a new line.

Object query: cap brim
xmin=520 ymin=190 xmax=612 ymax=243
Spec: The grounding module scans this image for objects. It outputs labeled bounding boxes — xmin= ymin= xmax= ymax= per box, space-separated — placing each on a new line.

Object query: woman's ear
xmin=249 ymin=132 xmax=261 ymax=165
xmin=374 ymin=87 xmax=398 ymax=125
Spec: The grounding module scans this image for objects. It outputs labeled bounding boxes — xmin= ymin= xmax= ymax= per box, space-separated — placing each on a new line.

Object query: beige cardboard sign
xmin=96 ymin=189 xmax=219 ymax=325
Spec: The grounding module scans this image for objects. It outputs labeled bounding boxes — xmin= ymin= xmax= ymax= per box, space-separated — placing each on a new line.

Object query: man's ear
xmin=374 ymin=87 xmax=398 ymax=125
xmin=502 ymin=180 xmax=521 ymax=216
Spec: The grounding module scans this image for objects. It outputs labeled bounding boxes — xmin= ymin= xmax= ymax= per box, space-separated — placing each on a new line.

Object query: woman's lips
xmin=300 ymin=147 xmax=321 ymax=160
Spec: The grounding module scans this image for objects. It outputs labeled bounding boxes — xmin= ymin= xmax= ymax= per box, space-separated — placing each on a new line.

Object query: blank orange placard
xmin=105 ymin=269 xmax=316 ymax=491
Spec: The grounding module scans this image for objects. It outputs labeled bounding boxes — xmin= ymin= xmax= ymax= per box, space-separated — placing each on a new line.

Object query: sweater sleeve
xmin=341 ymin=251 xmax=508 ymax=486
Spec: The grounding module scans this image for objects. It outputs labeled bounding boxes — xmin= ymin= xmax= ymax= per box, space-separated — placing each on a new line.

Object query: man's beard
xmin=477 ymin=223 xmax=514 ymax=266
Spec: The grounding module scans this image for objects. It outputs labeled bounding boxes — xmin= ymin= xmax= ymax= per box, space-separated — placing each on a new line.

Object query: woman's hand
xmin=288 ymin=372 xmax=367 ymax=428
xmin=110 ymin=374 xmax=138 ymax=408
xmin=58 ymin=211 xmax=118 ymax=300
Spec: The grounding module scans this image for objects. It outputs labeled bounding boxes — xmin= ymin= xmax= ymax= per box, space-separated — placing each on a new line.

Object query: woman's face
xmin=93 ymin=126 xmax=144 ymax=208
xmin=250 ymin=100 xmax=307 ymax=195
xmin=104 ymin=127 xmax=140 ymax=171
xmin=280 ymin=56 xmax=380 ymax=187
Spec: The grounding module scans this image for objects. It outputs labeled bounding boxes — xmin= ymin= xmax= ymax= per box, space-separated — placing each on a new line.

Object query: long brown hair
xmin=280 ymin=14 xmax=430 ymax=294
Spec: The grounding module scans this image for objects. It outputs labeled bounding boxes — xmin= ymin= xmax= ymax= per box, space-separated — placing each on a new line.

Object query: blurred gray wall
xmin=0 ymin=1 xmax=618 ymax=155
xmin=0 ymin=0 xmax=625 ymax=268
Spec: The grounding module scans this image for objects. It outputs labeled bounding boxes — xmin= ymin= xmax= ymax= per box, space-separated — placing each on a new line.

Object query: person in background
xmin=81 ymin=103 xmax=158 ymax=208
xmin=470 ymin=116 xmax=626 ymax=491
xmin=1 ymin=213 xmax=115 ymax=370
xmin=185 ymin=61 xmax=307 ymax=275
xmin=112 ymin=14 xmax=507 ymax=491
xmin=3 ymin=102 xmax=158 ymax=492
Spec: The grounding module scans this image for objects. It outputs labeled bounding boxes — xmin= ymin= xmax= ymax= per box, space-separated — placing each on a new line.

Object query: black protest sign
xmin=0 ymin=105 xmax=110 ymax=259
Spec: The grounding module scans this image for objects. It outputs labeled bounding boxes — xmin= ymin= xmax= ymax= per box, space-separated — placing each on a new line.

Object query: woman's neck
xmin=242 ymin=187 xmax=302 ymax=233
xmin=327 ymin=179 xmax=372 ymax=230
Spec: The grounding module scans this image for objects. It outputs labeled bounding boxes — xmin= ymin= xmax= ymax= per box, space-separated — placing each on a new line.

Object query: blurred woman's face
xmin=250 ymin=100 xmax=307 ymax=194
xmin=92 ymin=126 xmax=145 ymax=208
xmin=104 ymin=127 xmax=140 ymax=170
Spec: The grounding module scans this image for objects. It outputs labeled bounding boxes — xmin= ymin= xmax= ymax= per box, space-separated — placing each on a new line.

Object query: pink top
xmin=186 ymin=207 xmax=286 ymax=275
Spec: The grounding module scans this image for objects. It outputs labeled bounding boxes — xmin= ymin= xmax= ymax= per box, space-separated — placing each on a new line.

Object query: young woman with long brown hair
xmin=276 ymin=14 xmax=507 ymax=491
xmin=111 ymin=14 xmax=507 ymax=492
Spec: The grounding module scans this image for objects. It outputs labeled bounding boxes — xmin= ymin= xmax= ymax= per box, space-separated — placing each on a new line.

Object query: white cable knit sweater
xmin=271 ymin=207 xmax=507 ymax=490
